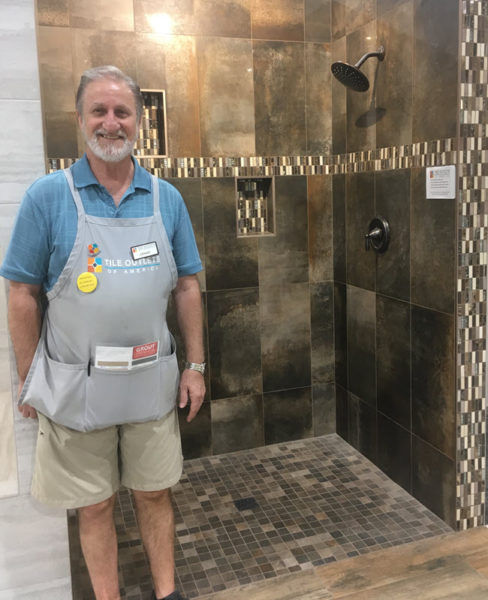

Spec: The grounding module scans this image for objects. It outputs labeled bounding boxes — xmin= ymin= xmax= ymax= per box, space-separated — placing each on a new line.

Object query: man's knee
xmin=132 ymin=488 xmax=171 ymax=507
xmin=78 ymin=495 xmax=116 ymax=524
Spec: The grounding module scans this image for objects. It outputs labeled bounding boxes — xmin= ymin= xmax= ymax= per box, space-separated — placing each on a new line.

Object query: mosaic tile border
xmin=457 ymin=0 xmax=487 ymax=530
xmin=47 ymin=138 xmax=457 ymax=178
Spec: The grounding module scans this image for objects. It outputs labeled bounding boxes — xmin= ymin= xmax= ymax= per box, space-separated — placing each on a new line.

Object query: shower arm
xmin=354 ymin=46 xmax=385 ymax=69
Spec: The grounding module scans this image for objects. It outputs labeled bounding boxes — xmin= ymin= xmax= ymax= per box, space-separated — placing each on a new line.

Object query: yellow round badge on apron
xmin=77 ymin=272 xmax=98 ymax=293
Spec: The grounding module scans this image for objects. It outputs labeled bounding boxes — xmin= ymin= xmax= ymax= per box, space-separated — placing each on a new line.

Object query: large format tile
xmin=412 ymin=0 xmax=458 ymax=142
xmin=335 ymin=383 xmax=348 ymax=439
xmin=376 ymin=0 xmax=413 ymax=148
xmin=334 ymin=282 xmax=347 ymax=389
xmin=312 ymin=382 xmax=335 ymax=436
xmin=305 ymin=0 xmax=331 ymax=42
xmin=305 ymin=43 xmax=332 ymax=155
xmin=194 ymin=0 xmax=252 ymax=38
xmin=411 ymin=167 xmax=455 ymax=314
xmin=203 ymin=178 xmax=259 ymax=291
xmin=347 ymin=393 xmax=377 ymax=463
xmin=345 ymin=173 xmax=375 ymax=290
xmin=377 ymin=412 xmax=411 ymax=493
xmin=207 ymin=288 xmax=262 ymax=400
xmin=0 ymin=0 xmax=41 ymax=101
xmin=376 ymin=295 xmax=411 ymax=430
xmin=412 ymin=434 xmax=456 ymax=527
xmin=331 ymin=36 xmax=347 ymax=154
xmin=264 ymin=387 xmax=313 ymax=444
xmin=254 ymin=41 xmax=306 ymax=156
xmin=36 ymin=0 xmax=69 ymax=26
xmin=347 ymin=285 xmax=376 ymax=407
xmin=197 ymin=37 xmax=255 ymax=156
xmin=44 ymin=112 xmax=78 ymax=158
xmin=178 ymin=399 xmax=212 ymax=459
xmin=375 ymin=169 xmax=410 ymax=301
xmin=308 ymin=175 xmax=333 ymax=283
xmin=412 ymin=306 xmax=455 ymax=458
xmin=69 ymin=0 xmax=134 ymax=30
xmin=259 ymin=176 xmax=308 ymax=286
xmin=211 ymin=394 xmax=264 ymax=454
xmin=251 ymin=0 xmax=304 ymax=41
xmin=136 ymin=34 xmax=201 ymax=156
xmin=311 ymin=282 xmax=334 ymax=384
xmin=0 ymin=495 xmax=71 ymax=596
xmin=0 ymin=100 xmax=44 ymax=189
xmin=260 ymin=282 xmax=311 ymax=393
xmin=333 ymin=174 xmax=346 ymax=283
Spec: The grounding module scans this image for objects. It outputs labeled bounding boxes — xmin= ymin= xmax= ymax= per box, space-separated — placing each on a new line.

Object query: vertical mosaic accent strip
xmin=457 ymin=0 xmax=488 ymax=530
xmin=133 ymin=90 xmax=168 ymax=158
xmin=236 ymin=177 xmax=274 ymax=237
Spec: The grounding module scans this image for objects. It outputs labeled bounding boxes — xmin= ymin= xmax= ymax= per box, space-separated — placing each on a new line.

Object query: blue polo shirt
xmin=0 ymin=155 xmax=202 ymax=291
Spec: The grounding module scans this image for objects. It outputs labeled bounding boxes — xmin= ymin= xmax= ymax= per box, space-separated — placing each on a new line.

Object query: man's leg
xmin=133 ymin=488 xmax=176 ymax=599
xmin=78 ymin=494 xmax=120 ymax=600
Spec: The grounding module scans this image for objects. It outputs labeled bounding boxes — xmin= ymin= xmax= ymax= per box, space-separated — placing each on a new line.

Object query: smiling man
xmin=0 ymin=66 xmax=205 ymax=600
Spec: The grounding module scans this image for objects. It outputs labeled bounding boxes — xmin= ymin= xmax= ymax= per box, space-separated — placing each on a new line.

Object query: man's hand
xmin=17 ymin=380 xmax=37 ymax=419
xmin=178 ymin=369 xmax=205 ymax=422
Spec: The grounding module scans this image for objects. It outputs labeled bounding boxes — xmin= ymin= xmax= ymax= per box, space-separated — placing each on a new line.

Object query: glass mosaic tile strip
xmin=133 ymin=90 xmax=168 ymax=158
xmin=457 ymin=0 xmax=488 ymax=531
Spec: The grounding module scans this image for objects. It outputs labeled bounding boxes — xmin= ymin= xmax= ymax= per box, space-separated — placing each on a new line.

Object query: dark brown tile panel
xmin=264 ymin=387 xmax=313 ymax=444
xmin=410 ymin=167 xmax=455 ymax=314
xmin=308 ymin=175 xmax=333 ymax=283
xmin=376 ymin=295 xmax=411 ymax=430
xmin=412 ymin=305 xmax=455 ymax=459
xmin=333 ymin=174 xmax=346 ymax=283
xmin=331 ymin=0 xmax=345 ymax=40
xmin=347 ymin=285 xmax=376 ymax=407
xmin=412 ymin=0 xmax=459 ymax=142
xmin=38 ymin=26 xmax=75 ymax=112
xmin=305 ymin=0 xmax=331 ymax=42
xmin=207 ymin=288 xmax=262 ymax=400
xmin=377 ymin=412 xmax=412 ymax=493
xmin=334 ymin=282 xmax=347 ymax=389
xmin=260 ymin=283 xmax=311 ymax=393
xmin=336 ymin=383 xmax=348 ymax=439
xmin=375 ymin=169 xmax=410 ymax=302
xmin=254 ymin=41 xmax=307 ymax=156
xmin=197 ymin=37 xmax=255 ymax=157
xmin=376 ymin=0 xmax=414 ymax=148
xmin=251 ymin=0 xmax=305 ymax=41
xmin=348 ymin=393 xmax=377 ymax=463
xmin=331 ymin=36 xmax=347 ymax=154
xmin=313 ymin=382 xmax=336 ymax=435
xmin=345 ymin=172 xmax=375 ymax=290
xmin=202 ymin=178 xmax=259 ymax=291
xmin=311 ymin=282 xmax=335 ymax=384
xmin=305 ymin=42 xmax=333 ymax=155
xmin=45 ymin=112 xmax=79 ymax=158
xmin=344 ymin=0 xmax=376 ymax=35
xmin=211 ymin=394 xmax=264 ymax=454
xmin=178 ymin=399 xmax=212 ymax=459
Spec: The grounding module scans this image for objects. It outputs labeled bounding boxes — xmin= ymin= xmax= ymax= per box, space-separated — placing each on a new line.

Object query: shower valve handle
xmin=365 ymin=227 xmax=382 ymax=250
xmin=365 ymin=216 xmax=390 ymax=253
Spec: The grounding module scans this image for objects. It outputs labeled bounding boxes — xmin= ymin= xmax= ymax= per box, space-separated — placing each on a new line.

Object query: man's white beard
xmin=82 ymin=127 xmax=137 ymax=163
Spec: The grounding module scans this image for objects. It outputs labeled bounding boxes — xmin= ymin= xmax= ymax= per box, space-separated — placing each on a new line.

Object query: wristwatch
xmin=185 ymin=361 xmax=206 ymax=375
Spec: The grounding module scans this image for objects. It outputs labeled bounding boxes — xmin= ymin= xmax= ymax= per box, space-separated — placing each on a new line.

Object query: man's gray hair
xmin=76 ymin=65 xmax=143 ymax=122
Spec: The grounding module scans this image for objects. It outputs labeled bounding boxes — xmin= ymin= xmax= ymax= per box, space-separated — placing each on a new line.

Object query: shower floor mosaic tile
xmin=68 ymin=434 xmax=452 ymax=599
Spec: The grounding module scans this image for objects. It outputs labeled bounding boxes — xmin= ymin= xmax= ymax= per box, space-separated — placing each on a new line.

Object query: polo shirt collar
xmin=71 ymin=154 xmax=152 ymax=192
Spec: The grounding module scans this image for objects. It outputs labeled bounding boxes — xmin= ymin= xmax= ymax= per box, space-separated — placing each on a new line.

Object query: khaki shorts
xmin=31 ymin=408 xmax=183 ymax=509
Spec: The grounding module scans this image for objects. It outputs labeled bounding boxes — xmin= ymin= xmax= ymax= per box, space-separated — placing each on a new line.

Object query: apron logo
xmin=88 ymin=257 xmax=103 ymax=273
xmin=88 ymin=243 xmax=100 ymax=256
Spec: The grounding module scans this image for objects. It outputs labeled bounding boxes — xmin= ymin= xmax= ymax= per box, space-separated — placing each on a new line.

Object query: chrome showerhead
xmin=331 ymin=46 xmax=385 ymax=92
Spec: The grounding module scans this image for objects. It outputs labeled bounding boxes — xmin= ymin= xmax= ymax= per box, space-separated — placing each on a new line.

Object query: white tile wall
xmin=0 ymin=1 xmax=72 ymax=597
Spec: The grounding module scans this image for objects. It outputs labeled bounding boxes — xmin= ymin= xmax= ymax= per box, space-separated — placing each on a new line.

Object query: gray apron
xmin=19 ymin=168 xmax=180 ymax=432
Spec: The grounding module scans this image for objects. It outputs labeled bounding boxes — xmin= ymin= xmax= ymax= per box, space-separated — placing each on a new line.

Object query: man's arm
xmin=172 ymin=274 xmax=205 ymax=422
xmin=8 ymin=281 xmax=42 ymax=418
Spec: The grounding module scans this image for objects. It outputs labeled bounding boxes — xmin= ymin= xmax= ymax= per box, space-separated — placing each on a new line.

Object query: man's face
xmin=78 ymin=78 xmax=139 ymax=163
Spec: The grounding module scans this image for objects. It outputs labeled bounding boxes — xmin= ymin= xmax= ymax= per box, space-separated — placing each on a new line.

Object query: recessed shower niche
xmin=236 ymin=177 xmax=275 ymax=237
xmin=133 ymin=89 xmax=168 ymax=158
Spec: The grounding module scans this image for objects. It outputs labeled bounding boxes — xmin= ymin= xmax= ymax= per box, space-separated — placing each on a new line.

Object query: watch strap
xmin=185 ymin=361 xmax=206 ymax=374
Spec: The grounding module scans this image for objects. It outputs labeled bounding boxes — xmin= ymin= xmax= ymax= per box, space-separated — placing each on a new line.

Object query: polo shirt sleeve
xmin=162 ymin=183 xmax=202 ymax=277
xmin=0 ymin=189 xmax=50 ymax=286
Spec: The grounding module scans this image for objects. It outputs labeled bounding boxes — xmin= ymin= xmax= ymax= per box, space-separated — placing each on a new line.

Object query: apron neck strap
xmin=151 ymin=175 xmax=160 ymax=216
xmin=63 ymin=168 xmax=85 ymax=217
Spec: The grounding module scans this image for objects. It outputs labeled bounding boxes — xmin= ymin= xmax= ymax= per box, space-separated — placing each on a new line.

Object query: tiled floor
xmin=69 ymin=434 xmax=452 ymax=599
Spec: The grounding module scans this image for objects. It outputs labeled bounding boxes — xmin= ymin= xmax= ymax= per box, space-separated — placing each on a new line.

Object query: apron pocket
xmin=22 ymin=351 xmax=87 ymax=430
xmin=85 ymin=348 xmax=179 ymax=430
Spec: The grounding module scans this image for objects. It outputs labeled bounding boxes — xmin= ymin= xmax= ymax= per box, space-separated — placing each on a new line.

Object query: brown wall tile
xmin=254 ymin=41 xmax=306 ymax=155
xmin=45 ymin=112 xmax=78 ymax=158
xmin=377 ymin=413 xmax=411 ymax=492
xmin=308 ymin=175 xmax=333 ymax=283
xmin=207 ymin=288 xmax=262 ymax=400
xmin=344 ymin=0 xmax=375 ymax=34
xmin=203 ymin=178 xmax=259 ymax=291
xmin=197 ymin=37 xmax=255 ymax=156
xmin=331 ymin=36 xmax=347 ymax=154
xmin=135 ymin=33 xmax=168 ymax=90
xmin=264 ymin=387 xmax=313 ymax=444
xmin=38 ymin=26 xmax=75 ymax=112
xmin=311 ymin=282 xmax=334 ymax=384
xmin=376 ymin=0 xmax=413 ymax=148
xmin=331 ymin=0 xmax=345 ymax=40
xmin=195 ymin=0 xmax=251 ymax=37
xmin=313 ymin=382 xmax=336 ymax=435
xmin=333 ymin=174 xmax=346 ymax=283
xmin=251 ymin=0 xmax=305 ymax=41
xmin=134 ymin=0 xmax=197 ymax=35
xmin=412 ymin=0 xmax=459 ymax=142
xmin=70 ymin=0 xmax=134 ymax=30
xmin=211 ymin=395 xmax=264 ymax=454
xmin=179 ymin=401 xmax=212 ymax=458
xmin=305 ymin=43 xmax=332 ymax=155
xmin=305 ymin=0 xmax=331 ymax=42
xmin=261 ymin=283 xmax=311 ymax=393
xmin=348 ymin=393 xmax=377 ymax=463
xmin=37 ymin=0 xmax=69 ymax=26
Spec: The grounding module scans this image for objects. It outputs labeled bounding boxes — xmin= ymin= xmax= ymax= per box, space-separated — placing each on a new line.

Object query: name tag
xmin=131 ymin=241 xmax=159 ymax=261
xmin=95 ymin=341 xmax=159 ymax=370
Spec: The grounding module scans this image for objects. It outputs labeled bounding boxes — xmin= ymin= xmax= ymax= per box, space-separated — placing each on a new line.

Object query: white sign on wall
xmin=426 ymin=165 xmax=456 ymax=199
